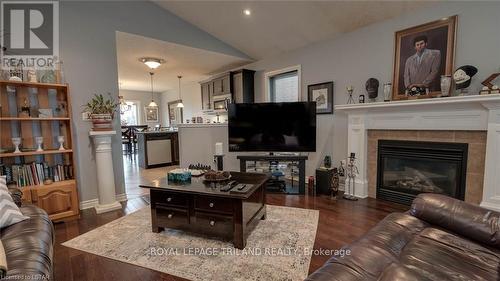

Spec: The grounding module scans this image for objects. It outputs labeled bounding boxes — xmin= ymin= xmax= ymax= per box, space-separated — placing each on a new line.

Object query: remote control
xmin=237 ymin=184 xmax=246 ymax=190
xmin=220 ymin=181 xmax=238 ymax=192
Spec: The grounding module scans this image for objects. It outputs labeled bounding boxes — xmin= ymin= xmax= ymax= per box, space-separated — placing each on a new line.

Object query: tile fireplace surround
xmin=335 ymin=94 xmax=500 ymax=211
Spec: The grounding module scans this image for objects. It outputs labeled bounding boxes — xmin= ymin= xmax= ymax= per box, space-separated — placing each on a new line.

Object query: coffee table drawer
xmin=195 ymin=212 xmax=233 ymax=238
xmin=151 ymin=190 xmax=188 ymax=207
xmin=156 ymin=207 xmax=189 ymax=228
xmin=195 ymin=196 xmax=233 ymax=214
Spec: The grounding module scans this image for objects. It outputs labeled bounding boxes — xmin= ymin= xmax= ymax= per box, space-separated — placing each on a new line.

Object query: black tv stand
xmin=237 ymin=154 xmax=308 ymax=194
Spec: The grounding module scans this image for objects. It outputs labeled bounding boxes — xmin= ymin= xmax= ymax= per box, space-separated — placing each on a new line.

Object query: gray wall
xmin=243 ymin=1 xmax=500 ymax=176
xmin=120 ymin=90 xmax=162 ymax=126
xmin=60 ymin=1 xmax=250 ymax=203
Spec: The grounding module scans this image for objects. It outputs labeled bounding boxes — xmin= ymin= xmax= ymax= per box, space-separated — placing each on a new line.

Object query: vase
xmin=12 ymin=137 xmax=21 ymax=153
xmin=35 ymin=137 xmax=44 ymax=152
xmin=91 ymin=113 xmax=113 ymax=131
xmin=57 ymin=136 xmax=65 ymax=151
xmin=383 ymin=83 xmax=392 ymax=102
xmin=440 ymin=75 xmax=452 ymax=97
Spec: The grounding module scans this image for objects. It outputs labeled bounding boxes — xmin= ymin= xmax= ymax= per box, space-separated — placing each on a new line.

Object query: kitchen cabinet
xmin=137 ymin=131 xmax=179 ymax=169
xmin=201 ymin=82 xmax=211 ymax=110
xmin=232 ymin=69 xmax=255 ymax=103
xmin=200 ymin=69 xmax=255 ymax=108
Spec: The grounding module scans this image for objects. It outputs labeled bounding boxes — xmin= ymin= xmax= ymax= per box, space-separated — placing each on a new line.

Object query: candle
xmin=215 ymin=142 xmax=223 ymax=156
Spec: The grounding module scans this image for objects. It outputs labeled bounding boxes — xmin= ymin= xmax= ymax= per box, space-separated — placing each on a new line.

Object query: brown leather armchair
xmin=1 ymin=188 xmax=54 ymax=280
xmin=306 ymin=194 xmax=500 ymax=281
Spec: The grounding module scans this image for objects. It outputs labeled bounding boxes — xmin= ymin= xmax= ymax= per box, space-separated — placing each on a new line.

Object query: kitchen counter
xmin=136 ymin=131 xmax=179 ymax=169
xmin=177 ymin=123 xmax=228 ymax=128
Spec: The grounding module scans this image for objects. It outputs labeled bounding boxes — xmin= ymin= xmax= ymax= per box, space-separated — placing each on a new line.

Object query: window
xmin=266 ymin=65 xmax=301 ymax=102
xmin=120 ymin=101 xmax=138 ymax=125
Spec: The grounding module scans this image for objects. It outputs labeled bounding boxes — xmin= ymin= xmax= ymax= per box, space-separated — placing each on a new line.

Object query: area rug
xmin=63 ymin=205 xmax=319 ymax=281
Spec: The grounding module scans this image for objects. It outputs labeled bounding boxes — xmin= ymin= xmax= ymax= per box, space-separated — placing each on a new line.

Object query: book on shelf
xmin=0 ymin=162 xmax=73 ymax=187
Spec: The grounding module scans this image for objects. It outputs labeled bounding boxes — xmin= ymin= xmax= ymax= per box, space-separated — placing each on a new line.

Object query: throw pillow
xmin=0 ymin=176 xmax=28 ymax=228
xmin=0 ymin=239 xmax=7 ymax=278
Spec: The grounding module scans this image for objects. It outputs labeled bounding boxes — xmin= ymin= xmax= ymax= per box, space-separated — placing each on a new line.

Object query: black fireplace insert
xmin=377 ymin=140 xmax=468 ymax=205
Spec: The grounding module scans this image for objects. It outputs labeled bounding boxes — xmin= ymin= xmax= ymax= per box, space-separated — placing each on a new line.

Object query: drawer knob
xmin=167 ymin=197 xmax=172 ymax=202
xmin=209 ymin=220 xmax=215 ymax=226
xmin=168 ymin=214 xmax=173 ymax=219
xmin=209 ymin=202 xmax=214 ymax=208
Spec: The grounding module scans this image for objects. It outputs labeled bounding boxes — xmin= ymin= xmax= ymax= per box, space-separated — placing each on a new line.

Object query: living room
xmin=1 ymin=1 xmax=500 ymax=281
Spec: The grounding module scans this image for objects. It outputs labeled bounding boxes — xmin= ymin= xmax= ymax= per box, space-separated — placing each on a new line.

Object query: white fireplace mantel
xmin=334 ymin=94 xmax=500 ymax=211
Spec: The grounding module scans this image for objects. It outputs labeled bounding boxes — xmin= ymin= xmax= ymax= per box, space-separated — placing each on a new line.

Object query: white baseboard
xmin=79 ymin=193 xmax=128 ymax=210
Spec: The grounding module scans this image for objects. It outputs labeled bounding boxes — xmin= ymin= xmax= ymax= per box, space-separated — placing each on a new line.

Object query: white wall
xmin=242 ymin=1 xmax=500 ymax=177
xmin=160 ymin=81 xmax=203 ymax=126
xmin=120 ymin=90 xmax=162 ymax=126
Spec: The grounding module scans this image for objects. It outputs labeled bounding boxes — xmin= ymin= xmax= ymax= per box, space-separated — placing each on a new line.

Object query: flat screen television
xmin=228 ymin=102 xmax=316 ymax=152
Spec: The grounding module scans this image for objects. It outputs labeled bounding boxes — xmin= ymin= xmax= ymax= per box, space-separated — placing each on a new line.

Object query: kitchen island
xmin=136 ymin=131 xmax=179 ymax=169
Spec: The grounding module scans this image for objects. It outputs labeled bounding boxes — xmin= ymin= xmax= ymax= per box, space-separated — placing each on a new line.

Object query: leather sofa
xmin=1 ymin=188 xmax=54 ymax=280
xmin=306 ymin=193 xmax=500 ymax=280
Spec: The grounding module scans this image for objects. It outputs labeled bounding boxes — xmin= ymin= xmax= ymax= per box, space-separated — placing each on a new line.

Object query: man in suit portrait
xmin=403 ymin=35 xmax=441 ymax=90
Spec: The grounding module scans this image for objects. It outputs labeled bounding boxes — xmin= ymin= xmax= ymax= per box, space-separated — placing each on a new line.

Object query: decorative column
xmin=480 ymin=102 xmax=500 ymax=212
xmin=346 ymin=113 xmax=369 ymax=198
xmin=89 ymin=131 xmax=122 ymax=214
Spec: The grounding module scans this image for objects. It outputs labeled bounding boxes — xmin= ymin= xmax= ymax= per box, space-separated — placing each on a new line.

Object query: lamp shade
xmin=148 ymin=100 xmax=158 ymax=107
xmin=176 ymin=102 xmax=184 ymax=108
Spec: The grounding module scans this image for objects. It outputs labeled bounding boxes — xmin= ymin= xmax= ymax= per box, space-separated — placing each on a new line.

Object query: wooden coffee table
xmin=140 ymin=172 xmax=268 ymax=249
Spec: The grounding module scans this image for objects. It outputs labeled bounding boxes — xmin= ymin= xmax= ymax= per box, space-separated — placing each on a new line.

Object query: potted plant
xmin=83 ymin=93 xmax=119 ymax=131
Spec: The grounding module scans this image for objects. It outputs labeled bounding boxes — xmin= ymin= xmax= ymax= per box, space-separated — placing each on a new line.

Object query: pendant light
xmin=148 ymin=72 xmax=158 ymax=107
xmin=177 ymin=75 xmax=184 ymax=108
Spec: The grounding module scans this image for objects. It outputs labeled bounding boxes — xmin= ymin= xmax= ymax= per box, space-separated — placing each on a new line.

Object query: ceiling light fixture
xmin=243 ymin=9 xmax=251 ymax=16
xmin=148 ymin=72 xmax=158 ymax=107
xmin=177 ymin=75 xmax=184 ymax=108
xmin=139 ymin=57 xmax=165 ymax=70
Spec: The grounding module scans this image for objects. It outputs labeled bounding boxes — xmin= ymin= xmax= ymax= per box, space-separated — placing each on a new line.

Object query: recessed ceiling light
xmin=243 ymin=9 xmax=251 ymax=16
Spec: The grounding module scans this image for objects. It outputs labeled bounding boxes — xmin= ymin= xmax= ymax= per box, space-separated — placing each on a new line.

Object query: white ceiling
xmin=155 ymin=1 xmax=431 ymax=60
xmin=116 ymin=31 xmax=252 ymax=92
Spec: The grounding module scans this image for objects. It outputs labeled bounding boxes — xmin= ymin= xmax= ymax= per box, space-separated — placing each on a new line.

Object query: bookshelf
xmin=0 ymin=80 xmax=79 ymax=221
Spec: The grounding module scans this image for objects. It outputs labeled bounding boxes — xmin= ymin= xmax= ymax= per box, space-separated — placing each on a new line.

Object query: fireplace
xmin=377 ymin=140 xmax=468 ymax=205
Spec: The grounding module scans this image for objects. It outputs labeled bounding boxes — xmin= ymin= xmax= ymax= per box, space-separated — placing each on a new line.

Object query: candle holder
xmin=57 ymin=136 xmax=65 ymax=150
xmin=35 ymin=136 xmax=44 ymax=152
xmin=12 ymin=137 xmax=21 ymax=153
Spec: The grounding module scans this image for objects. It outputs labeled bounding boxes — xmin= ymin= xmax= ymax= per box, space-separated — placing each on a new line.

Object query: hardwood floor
xmin=54 ymin=154 xmax=408 ymax=280
xmin=54 ymin=193 xmax=407 ymax=280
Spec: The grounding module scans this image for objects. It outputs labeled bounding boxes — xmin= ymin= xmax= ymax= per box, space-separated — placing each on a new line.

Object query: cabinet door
xmin=232 ymin=72 xmax=243 ymax=103
xmin=201 ymin=83 xmax=211 ymax=109
xmin=31 ymin=181 xmax=79 ymax=221
xmin=221 ymin=74 xmax=231 ymax=94
xmin=212 ymin=78 xmax=223 ymax=96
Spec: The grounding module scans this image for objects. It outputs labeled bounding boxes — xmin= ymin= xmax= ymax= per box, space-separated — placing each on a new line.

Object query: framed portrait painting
xmin=145 ymin=106 xmax=159 ymax=122
xmin=392 ymin=16 xmax=457 ymax=100
xmin=308 ymin=82 xmax=334 ymax=114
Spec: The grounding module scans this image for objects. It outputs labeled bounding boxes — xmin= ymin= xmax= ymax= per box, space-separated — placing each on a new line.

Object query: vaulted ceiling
xmin=154 ymin=1 xmax=431 ymax=60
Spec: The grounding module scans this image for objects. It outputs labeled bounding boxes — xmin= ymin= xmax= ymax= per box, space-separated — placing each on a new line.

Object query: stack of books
xmin=0 ymin=162 xmax=73 ymax=187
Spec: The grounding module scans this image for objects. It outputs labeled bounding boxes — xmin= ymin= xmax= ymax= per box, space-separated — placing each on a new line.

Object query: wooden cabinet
xmin=201 ymin=82 xmax=211 ymax=110
xmin=200 ymin=69 xmax=254 ymax=108
xmin=231 ymin=69 xmax=255 ymax=103
xmin=221 ymin=74 xmax=231 ymax=95
xmin=31 ymin=180 xmax=79 ymax=221
xmin=0 ymin=80 xmax=80 ymax=221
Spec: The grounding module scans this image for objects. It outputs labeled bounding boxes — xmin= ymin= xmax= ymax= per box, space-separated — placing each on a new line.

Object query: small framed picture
xmin=308 ymin=82 xmax=334 ymax=114
xmin=145 ymin=106 xmax=159 ymax=122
